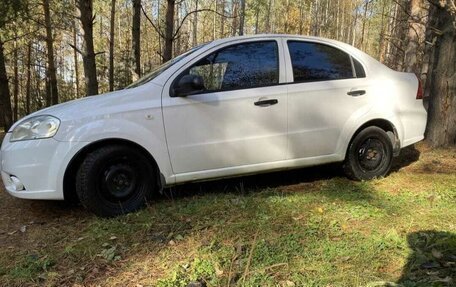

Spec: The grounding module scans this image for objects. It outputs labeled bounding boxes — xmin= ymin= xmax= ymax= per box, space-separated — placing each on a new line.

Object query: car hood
xmin=9 ymin=83 xmax=161 ymax=131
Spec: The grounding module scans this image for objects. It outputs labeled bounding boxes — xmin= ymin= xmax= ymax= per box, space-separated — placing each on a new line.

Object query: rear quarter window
xmin=353 ymin=58 xmax=366 ymax=78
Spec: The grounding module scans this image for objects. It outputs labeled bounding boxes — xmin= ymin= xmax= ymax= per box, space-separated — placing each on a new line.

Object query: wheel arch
xmin=63 ymin=138 xmax=164 ymax=202
xmin=344 ymin=118 xmax=400 ymax=160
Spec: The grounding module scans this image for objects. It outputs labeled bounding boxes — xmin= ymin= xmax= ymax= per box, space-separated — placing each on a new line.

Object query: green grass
xmin=0 ymin=144 xmax=455 ymax=286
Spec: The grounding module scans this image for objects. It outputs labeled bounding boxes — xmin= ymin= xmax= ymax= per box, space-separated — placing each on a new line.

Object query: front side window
xmin=288 ymin=41 xmax=355 ymax=82
xmin=178 ymin=41 xmax=279 ymax=94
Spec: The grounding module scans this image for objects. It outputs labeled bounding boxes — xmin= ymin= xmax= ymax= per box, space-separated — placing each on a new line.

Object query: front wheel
xmin=76 ymin=145 xmax=156 ymax=217
xmin=343 ymin=126 xmax=393 ymax=181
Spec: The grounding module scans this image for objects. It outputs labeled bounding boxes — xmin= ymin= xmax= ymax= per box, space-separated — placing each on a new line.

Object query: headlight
xmin=10 ymin=115 xmax=60 ymax=142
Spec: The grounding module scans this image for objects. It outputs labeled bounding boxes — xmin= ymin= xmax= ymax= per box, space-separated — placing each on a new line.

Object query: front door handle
xmin=347 ymin=90 xmax=366 ymax=96
xmin=254 ymin=99 xmax=278 ymax=107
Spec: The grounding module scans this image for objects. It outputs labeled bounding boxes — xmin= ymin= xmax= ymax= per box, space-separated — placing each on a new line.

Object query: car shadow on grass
xmin=160 ymin=144 xmax=421 ymax=202
xmin=391 ymin=230 xmax=456 ymax=287
xmin=390 ymin=145 xmax=421 ymax=173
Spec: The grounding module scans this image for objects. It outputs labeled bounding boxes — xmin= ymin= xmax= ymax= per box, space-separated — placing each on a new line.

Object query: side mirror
xmin=173 ymin=74 xmax=205 ymax=97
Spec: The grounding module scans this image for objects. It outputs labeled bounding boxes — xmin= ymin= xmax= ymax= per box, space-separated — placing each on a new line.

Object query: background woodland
xmin=0 ymin=0 xmax=455 ymax=146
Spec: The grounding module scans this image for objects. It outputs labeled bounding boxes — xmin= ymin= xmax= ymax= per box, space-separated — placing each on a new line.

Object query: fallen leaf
xmin=215 ymin=266 xmax=223 ymax=276
xmin=431 ymin=249 xmax=443 ymax=259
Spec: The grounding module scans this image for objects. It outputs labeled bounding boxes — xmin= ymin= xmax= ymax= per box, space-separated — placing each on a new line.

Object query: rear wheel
xmin=343 ymin=126 xmax=393 ymax=180
xmin=76 ymin=145 xmax=156 ymax=217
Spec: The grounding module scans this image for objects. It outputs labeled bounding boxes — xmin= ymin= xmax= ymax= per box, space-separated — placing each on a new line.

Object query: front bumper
xmin=0 ymin=133 xmax=87 ymax=200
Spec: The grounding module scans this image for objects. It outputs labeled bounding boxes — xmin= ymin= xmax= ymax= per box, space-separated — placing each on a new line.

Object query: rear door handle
xmin=254 ymin=99 xmax=278 ymax=107
xmin=347 ymin=90 xmax=366 ymax=96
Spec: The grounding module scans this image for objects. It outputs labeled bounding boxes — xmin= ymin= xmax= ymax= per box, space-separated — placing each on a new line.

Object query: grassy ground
xmin=0 ymin=134 xmax=455 ymax=286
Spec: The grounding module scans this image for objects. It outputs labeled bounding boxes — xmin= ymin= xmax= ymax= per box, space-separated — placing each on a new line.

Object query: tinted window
xmin=288 ymin=41 xmax=354 ymax=82
xmin=182 ymin=41 xmax=279 ymax=93
xmin=353 ymin=58 xmax=366 ymax=78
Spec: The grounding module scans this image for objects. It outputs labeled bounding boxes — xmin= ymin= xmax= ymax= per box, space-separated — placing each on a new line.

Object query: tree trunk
xmin=76 ymin=0 xmax=99 ymax=96
xmin=254 ymin=5 xmax=259 ymax=34
xmin=360 ymin=0 xmax=369 ymax=49
xmin=403 ymin=0 xmax=427 ymax=74
xmin=163 ymin=0 xmax=175 ymax=63
xmin=13 ymin=41 xmax=18 ymax=122
xmin=109 ymin=0 xmax=116 ymax=91
xmin=220 ymin=0 xmax=225 ymax=37
xmin=238 ymin=0 xmax=246 ymax=36
xmin=378 ymin=0 xmax=388 ymax=62
xmin=193 ymin=0 xmax=198 ymax=46
xmin=73 ymin=10 xmax=80 ymax=98
xmin=132 ymin=0 xmax=141 ymax=78
xmin=265 ymin=0 xmax=272 ymax=33
xmin=26 ymin=42 xmax=31 ymax=115
xmin=425 ymin=2 xmax=456 ymax=147
xmin=43 ymin=0 xmax=59 ymax=105
xmin=231 ymin=0 xmax=238 ymax=36
xmin=0 ymin=39 xmax=13 ymax=131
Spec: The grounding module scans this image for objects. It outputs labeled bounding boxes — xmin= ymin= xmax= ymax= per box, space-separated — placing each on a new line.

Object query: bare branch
xmin=3 ymin=29 xmax=41 ymax=44
xmin=173 ymin=8 xmax=236 ymax=40
xmin=69 ymin=43 xmax=83 ymax=55
xmin=140 ymin=5 xmax=165 ymax=39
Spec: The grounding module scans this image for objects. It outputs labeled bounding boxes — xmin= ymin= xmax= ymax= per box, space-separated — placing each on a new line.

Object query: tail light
xmin=416 ymin=75 xmax=424 ymax=100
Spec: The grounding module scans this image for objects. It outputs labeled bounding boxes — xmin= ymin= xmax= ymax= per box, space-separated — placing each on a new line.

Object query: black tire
xmin=343 ymin=126 xmax=393 ymax=181
xmin=76 ymin=145 xmax=156 ymax=217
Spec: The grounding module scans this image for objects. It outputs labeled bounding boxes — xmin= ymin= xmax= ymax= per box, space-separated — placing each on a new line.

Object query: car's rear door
xmin=162 ymin=39 xmax=288 ymax=175
xmin=284 ymin=39 xmax=372 ymax=159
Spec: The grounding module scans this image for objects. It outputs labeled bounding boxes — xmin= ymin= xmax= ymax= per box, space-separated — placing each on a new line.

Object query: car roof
xmin=210 ymin=34 xmax=344 ymax=46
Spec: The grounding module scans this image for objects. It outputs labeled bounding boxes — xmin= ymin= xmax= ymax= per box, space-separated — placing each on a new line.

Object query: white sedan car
xmin=1 ymin=35 xmax=427 ymax=217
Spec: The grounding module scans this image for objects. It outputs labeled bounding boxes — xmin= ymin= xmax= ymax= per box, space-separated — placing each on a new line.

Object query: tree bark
xmin=265 ymin=0 xmax=272 ymax=33
xmin=360 ymin=0 xmax=369 ymax=49
xmin=403 ymin=0 xmax=427 ymax=74
xmin=43 ymin=0 xmax=59 ymax=105
xmin=0 ymin=39 xmax=13 ymax=131
xmin=26 ymin=42 xmax=31 ymax=115
xmin=238 ymin=0 xmax=246 ymax=36
xmin=76 ymin=0 xmax=99 ymax=96
xmin=132 ymin=0 xmax=141 ymax=78
xmin=163 ymin=0 xmax=175 ymax=63
xmin=73 ymin=8 xmax=80 ymax=98
xmin=425 ymin=1 xmax=456 ymax=146
xmin=193 ymin=0 xmax=198 ymax=46
xmin=13 ymin=40 xmax=18 ymax=122
xmin=220 ymin=0 xmax=225 ymax=37
xmin=109 ymin=0 xmax=116 ymax=91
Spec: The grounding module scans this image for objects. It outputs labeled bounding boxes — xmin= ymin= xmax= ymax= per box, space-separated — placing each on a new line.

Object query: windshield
xmin=126 ymin=43 xmax=208 ymax=89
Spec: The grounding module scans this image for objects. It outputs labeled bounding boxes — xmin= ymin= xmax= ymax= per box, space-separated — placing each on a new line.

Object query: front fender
xmin=54 ymin=115 xmax=173 ymax=184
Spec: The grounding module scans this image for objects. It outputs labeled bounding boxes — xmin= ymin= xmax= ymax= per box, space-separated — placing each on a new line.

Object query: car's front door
xmin=162 ymin=40 xmax=288 ymax=175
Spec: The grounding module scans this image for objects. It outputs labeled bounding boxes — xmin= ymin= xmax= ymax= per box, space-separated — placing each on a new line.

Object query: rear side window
xmin=288 ymin=41 xmax=354 ymax=82
xmin=185 ymin=41 xmax=279 ymax=92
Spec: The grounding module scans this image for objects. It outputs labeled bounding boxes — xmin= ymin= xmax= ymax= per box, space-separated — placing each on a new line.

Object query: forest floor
xmin=0 ymin=132 xmax=455 ymax=287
